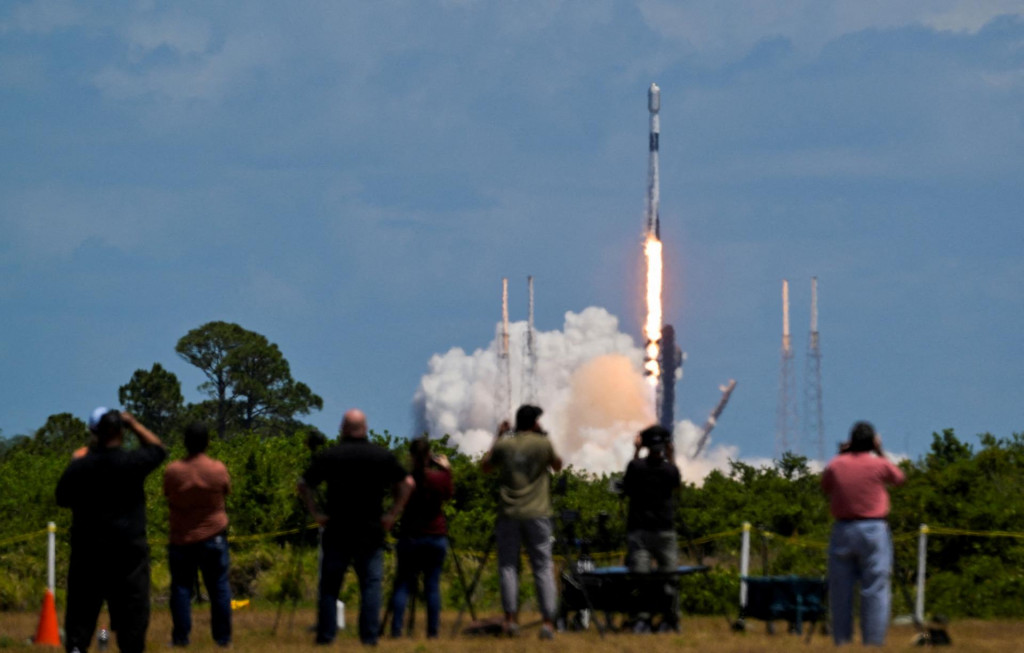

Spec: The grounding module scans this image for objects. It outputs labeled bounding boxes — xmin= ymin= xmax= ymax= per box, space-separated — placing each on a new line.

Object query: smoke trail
xmin=413 ymin=306 xmax=751 ymax=480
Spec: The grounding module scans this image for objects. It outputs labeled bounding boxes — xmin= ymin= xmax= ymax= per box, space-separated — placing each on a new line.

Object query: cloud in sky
xmin=1 ymin=2 xmax=1022 ymax=466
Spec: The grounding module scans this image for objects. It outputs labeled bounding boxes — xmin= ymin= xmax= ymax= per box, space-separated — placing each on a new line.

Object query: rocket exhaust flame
xmin=643 ymin=233 xmax=663 ymax=384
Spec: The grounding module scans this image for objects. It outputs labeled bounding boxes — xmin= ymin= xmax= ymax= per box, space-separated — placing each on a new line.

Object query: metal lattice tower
xmin=523 ymin=275 xmax=537 ymax=404
xmin=776 ymin=279 xmax=799 ymax=456
xmin=496 ymin=278 xmax=512 ymax=422
xmin=804 ymin=277 xmax=825 ymax=462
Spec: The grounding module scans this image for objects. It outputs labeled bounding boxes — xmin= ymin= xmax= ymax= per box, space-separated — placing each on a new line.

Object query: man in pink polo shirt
xmin=164 ymin=423 xmax=232 ymax=647
xmin=821 ymin=421 xmax=905 ymax=646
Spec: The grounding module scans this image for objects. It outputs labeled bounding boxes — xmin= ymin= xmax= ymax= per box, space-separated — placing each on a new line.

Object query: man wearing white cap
xmin=56 ymin=408 xmax=166 ymax=653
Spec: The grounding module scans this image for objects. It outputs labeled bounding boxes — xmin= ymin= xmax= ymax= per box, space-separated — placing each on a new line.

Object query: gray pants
xmin=626 ymin=529 xmax=678 ymax=573
xmin=627 ymin=530 xmax=679 ymax=624
xmin=496 ymin=517 xmax=557 ymax=620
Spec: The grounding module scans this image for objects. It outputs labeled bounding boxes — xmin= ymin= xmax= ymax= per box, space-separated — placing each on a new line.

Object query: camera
xmin=640 ymin=425 xmax=671 ymax=450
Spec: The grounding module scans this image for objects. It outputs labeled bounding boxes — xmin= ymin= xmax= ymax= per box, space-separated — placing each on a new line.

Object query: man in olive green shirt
xmin=482 ymin=405 xmax=563 ymax=639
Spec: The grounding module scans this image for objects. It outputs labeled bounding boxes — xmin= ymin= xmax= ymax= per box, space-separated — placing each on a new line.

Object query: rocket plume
xmin=413 ymin=305 xmax=762 ymax=480
xmin=642 ymin=82 xmax=664 ymax=393
xmin=643 ymin=233 xmax=663 ymax=384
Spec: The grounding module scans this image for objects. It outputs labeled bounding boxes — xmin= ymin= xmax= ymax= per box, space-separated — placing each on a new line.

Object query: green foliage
xmin=118 ymin=363 xmax=184 ymax=440
xmin=31 ymin=413 xmax=89 ymax=456
xmin=2 ymin=415 xmax=1022 ymax=619
xmin=0 ymin=549 xmax=45 ymax=610
xmin=175 ymin=321 xmax=323 ymax=437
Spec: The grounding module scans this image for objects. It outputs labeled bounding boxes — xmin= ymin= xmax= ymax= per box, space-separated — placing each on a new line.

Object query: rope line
xmin=925 ymin=527 xmax=1024 ymax=540
xmin=6 ymin=523 xmax=1024 ymax=553
xmin=0 ymin=528 xmax=48 ymax=549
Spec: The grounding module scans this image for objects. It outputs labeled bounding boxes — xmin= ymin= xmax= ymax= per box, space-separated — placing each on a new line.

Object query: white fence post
xmin=47 ymin=521 xmax=56 ymax=595
xmin=739 ymin=522 xmax=751 ymax=609
xmin=915 ymin=523 xmax=928 ymax=624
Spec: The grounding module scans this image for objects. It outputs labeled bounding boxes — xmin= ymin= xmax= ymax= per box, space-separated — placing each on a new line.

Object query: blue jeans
xmin=168 ymin=533 xmax=232 ymax=646
xmin=828 ymin=520 xmax=892 ymax=646
xmin=390 ymin=535 xmax=447 ymax=637
xmin=317 ymin=544 xmax=384 ymax=645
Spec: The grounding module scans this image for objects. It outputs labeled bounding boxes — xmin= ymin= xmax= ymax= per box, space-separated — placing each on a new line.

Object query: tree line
xmin=0 ymin=322 xmax=1021 ymax=618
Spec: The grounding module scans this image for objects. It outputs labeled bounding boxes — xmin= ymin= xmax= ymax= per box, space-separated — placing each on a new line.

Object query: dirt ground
xmin=2 ymin=606 xmax=1022 ymax=651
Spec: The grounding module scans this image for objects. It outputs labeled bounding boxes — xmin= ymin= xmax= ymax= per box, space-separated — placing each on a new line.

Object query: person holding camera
xmin=298 ymin=408 xmax=414 ymax=646
xmin=56 ymin=408 xmax=167 ymax=653
xmin=622 ymin=424 xmax=682 ymax=633
xmin=163 ymin=422 xmax=232 ymax=647
xmin=388 ymin=437 xmax=453 ymax=638
xmin=821 ymin=421 xmax=905 ymax=646
xmin=481 ymin=404 xmax=563 ymax=640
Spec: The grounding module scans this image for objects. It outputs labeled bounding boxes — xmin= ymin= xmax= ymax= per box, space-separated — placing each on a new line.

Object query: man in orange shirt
xmin=164 ymin=423 xmax=232 ymax=647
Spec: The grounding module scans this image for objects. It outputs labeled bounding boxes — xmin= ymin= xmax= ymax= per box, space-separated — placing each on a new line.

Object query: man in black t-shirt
xmin=621 ymin=424 xmax=682 ymax=632
xmin=56 ymin=408 xmax=167 ymax=653
xmin=298 ymin=409 xmax=414 ymax=646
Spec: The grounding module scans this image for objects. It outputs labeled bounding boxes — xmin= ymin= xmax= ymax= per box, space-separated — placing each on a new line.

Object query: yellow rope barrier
xmin=6 ymin=522 xmax=1023 ymax=557
xmin=925 ymin=527 xmax=1024 ymax=540
xmin=0 ymin=528 xmax=48 ymax=549
xmin=227 ymin=523 xmax=319 ymax=543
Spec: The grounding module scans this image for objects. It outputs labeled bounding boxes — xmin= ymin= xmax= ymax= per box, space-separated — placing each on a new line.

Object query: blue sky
xmin=2 ymin=1 xmax=1022 ymax=462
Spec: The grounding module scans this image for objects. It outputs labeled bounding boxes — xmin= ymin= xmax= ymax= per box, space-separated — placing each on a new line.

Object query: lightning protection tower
xmin=496 ymin=277 xmax=512 ymax=423
xmin=804 ymin=277 xmax=825 ymax=461
xmin=776 ymin=279 xmax=799 ymax=457
xmin=522 ymin=275 xmax=537 ymax=404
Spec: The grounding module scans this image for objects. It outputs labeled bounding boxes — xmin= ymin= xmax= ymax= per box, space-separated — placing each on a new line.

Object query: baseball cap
xmin=88 ymin=407 xmax=110 ymax=433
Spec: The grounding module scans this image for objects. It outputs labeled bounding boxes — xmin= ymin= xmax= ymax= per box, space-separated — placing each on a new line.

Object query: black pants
xmin=65 ymin=540 xmax=151 ymax=653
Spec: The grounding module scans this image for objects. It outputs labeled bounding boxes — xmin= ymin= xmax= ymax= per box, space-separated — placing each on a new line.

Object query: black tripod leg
xmin=447 ymin=537 xmax=479 ymax=622
xmin=407 ymin=578 xmax=417 ymax=637
xmin=450 ymin=538 xmax=494 ymax=637
xmin=379 ymin=561 xmax=400 ymax=638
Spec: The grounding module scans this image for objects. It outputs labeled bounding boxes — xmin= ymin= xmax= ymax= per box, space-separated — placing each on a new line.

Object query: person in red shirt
xmin=388 ymin=437 xmax=454 ymax=638
xmin=163 ymin=423 xmax=232 ymax=647
xmin=821 ymin=421 xmax=905 ymax=646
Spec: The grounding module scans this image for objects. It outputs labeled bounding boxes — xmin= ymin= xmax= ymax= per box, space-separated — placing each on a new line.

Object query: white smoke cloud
xmin=413 ymin=306 xmax=753 ymax=481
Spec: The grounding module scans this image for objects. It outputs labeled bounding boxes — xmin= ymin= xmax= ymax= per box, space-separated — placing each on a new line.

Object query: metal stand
xmin=449 ymin=534 xmax=495 ymax=637
xmin=272 ymin=530 xmax=316 ymax=635
xmin=556 ymin=510 xmax=606 ymax=638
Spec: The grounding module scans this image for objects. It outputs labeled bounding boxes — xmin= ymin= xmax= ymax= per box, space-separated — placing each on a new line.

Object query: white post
xmin=47 ymin=521 xmax=57 ymax=595
xmin=915 ymin=524 xmax=928 ymax=624
xmin=739 ymin=522 xmax=751 ymax=609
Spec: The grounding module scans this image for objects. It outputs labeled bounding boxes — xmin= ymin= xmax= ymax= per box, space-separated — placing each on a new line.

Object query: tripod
xmin=556 ymin=510 xmax=606 ymax=638
xmin=449 ymin=533 xmax=495 ymax=636
xmin=272 ymin=527 xmax=318 ymax=635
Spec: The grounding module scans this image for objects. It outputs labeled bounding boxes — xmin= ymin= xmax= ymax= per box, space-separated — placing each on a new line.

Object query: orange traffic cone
xmin=34 ymin=589 xmax=61 ymax=646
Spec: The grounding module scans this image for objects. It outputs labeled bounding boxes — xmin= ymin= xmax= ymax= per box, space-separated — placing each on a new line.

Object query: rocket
xmin=692 ymin=379 xmax=738 ymax=458
xmin=646 ymin=83 xmax=660 ymax=238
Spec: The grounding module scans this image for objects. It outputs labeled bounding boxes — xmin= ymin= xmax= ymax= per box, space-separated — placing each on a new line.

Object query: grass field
xmin=2 ymin=607 xmax=1023 ymax=651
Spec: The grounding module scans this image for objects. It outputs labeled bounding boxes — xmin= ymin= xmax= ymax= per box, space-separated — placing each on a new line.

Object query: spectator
xmin=822 ymin=421 xmax=906 ymax=646
xmin=481 ymin=404 xmax=563 ymax=640
xmin=56 ymin=409 xmax=167 ymax=653
xmin=389 ymin=437 xmax=453 ymax=638
xmin=622 ymin=425 xmax=682 ymax=632
xmin=298 ymin=409 xmax=414 ymax=646
xmin=163 ymin=423 xmax=232 ymax=647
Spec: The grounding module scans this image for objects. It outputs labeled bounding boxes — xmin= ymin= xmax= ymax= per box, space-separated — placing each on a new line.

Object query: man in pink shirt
xmin=821 ymin=421 xmax=905 ymax=646
xmin=164 ymin=423 xmax=232 ymax=647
